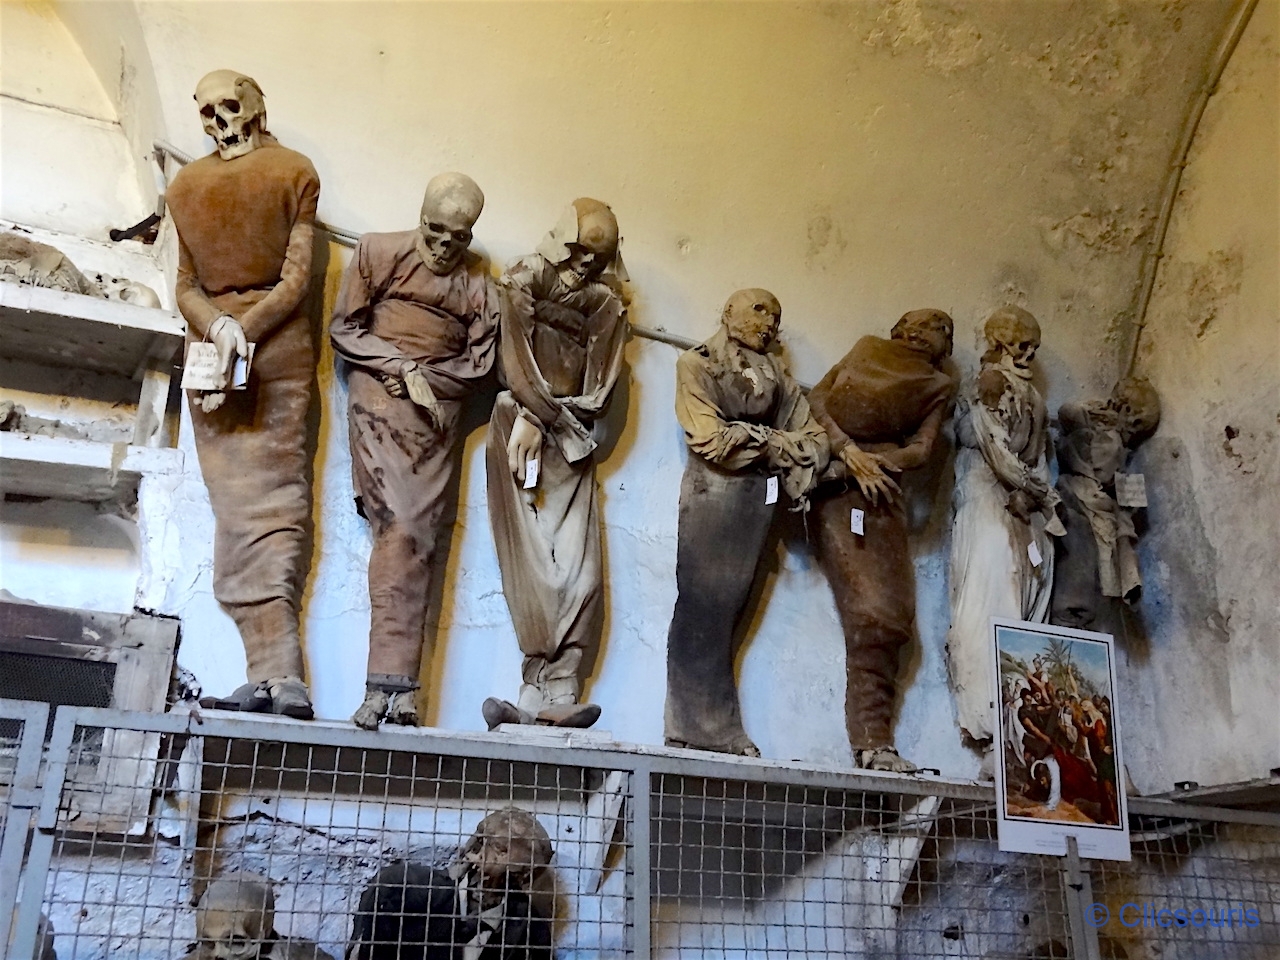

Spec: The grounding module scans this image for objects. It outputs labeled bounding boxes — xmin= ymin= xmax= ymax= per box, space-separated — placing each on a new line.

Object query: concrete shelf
xmin=0 ymin=281 xmax=184 ymax=380
xmin=0 ymin=431 xmax=183 ymax=502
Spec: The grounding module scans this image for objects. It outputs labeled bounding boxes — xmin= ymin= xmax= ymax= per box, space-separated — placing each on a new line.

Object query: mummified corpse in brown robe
xmin=330 ymin=173 xmax=499 ymax=728
xmin=483 ymin=199 xmax=627 ymax=729
xmin=167 ymin=71 xmax=320 ymax=717
xmin=807 ymin=311 xmax=956 ymax=772
xmin=665 ymin=289 xmax=827 ymax=756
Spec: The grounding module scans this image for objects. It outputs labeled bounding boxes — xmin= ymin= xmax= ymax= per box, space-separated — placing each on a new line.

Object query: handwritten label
xmin=524 ymin=459 xmax=540 ymax=490
xmin=180 ymin=341 xmax=222 ymax=391
xmin=1028 ymin=540 xmax=1043 ymax=567
xmin=850 ymin=508 xmax=865 ymax=536
xmin=765 ymin=476 xmax=779 ymax=505
xmin=1114 ymin=472 xmax=1147 ymax=509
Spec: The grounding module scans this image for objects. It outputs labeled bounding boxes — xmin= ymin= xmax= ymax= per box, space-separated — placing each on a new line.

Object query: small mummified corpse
xmin=350 ymin=808 xmax=554 ymax=960
xmin=166 ymin=70 xmax=321 ymax=719
xmin=330 ymin=173 xmax=500 ymax=730
xmin=663 ymin=289 xmax=828 ymax=757
xmin=1050 ymin=377 xmax=1160 ymax=637
xmin=483 ymin=199 xmax=628 ymax=731
xmin=808 ymin=310 xmax=957 ymax=772
xmin=189 ymin=872 xmax=334 ymax=959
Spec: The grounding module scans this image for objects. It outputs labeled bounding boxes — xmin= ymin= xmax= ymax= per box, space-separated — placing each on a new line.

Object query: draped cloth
xmin=664 ymin=330 xmax=827 ymax=752
xmin=331 ymin=232 xmax=499 ymax=690
xmin=167 ymin=141 xmax=320 ymax=683
xmin=808 ymin=336 xmax=956 ymax=750
xmin=486 ymin=255 xmax=626 ymax=709
xmin=947 ymin=359 xmax=1061 ymax=742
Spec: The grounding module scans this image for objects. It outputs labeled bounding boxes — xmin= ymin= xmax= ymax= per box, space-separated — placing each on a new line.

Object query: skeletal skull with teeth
xmin=416 ymin=172 xmax=485 ymax=276
xmin=982 ymin=304 xmax=1041 ymax=369
xmin=195 ymin=70 xmax=267 ymax=161
xmin=196 ymin=872 xmax=274 ymax=959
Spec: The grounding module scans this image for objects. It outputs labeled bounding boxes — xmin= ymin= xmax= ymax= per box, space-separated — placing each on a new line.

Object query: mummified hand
xmin=208 ymin=315 xmax=248 ymax=388
xmin=839 ymin=441 xmax=901 ymax=506
xmin=507 ymin=414 xmax=544 ymax=483
xmin=402 ymin=365 xmax=444 ymax=432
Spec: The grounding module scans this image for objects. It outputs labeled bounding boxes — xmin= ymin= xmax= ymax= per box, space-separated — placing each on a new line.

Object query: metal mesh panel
xmin=0 ymin=652 xmax=116 ymax=738
xmin=650 ymin=774 xmax=1074 ymax=958
xmin=1085 ymin=811 xmax=1280 ymax=959
xmin=36 ymin=715 xmax=634 ymax=960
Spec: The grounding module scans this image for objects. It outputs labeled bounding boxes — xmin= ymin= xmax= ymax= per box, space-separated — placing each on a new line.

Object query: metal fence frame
xmin=0 ymin=698 xmax=49 ymax=955
xmin=5 ymin=704 xmax=1279 ymax=960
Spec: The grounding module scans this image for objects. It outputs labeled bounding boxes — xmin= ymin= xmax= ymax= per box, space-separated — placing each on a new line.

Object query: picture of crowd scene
xmin=996 ymin=627 xmax=1121 ymax=828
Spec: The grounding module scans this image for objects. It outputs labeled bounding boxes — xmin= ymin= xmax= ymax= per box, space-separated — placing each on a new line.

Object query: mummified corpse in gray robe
xmin=665 ymin=327 xmax=826 ymax=755
xmin=331 ymin=232 xmax=499 ymax=693
xmin=486 ymin=254 xmax=627 ymax=714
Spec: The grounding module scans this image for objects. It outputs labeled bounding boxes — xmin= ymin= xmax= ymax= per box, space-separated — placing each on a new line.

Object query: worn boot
xmin=536 ymin=702 xmax=602 ymax=728
xmin=267 ymin=677 xmax=314 ymax=720
xmin=385 ymin=691 xmax=419 ymax=727
xmin=855 ymin=745 xmax=917 ymax=774
xmin=482 ymin=698 xmax=533 ymax=730
xmin=210 ymin=682 xmax=272 ymax=713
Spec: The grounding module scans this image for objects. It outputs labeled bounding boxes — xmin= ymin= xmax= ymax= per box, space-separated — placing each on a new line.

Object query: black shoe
xmin=209 ymin=682 xmax=272 ymax=713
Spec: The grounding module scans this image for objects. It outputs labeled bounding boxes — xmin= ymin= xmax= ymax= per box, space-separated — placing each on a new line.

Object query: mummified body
xmin=349 ymin=809 xmax=554 ymax=960
xmin=1050 ymin=378 xmax=1160 ymax=637
xmin=947 ymin=306 xmax=1065 ymax=745
xmin=166 ymin=70 xmax=320 ymax=717
xmin=331 ymin=173 xmax=499 ymax=729
xmin=482 ymin=200 xmax=628 ymax=730
xmin=190 ymin=872 xmax=333 ymax=960
xmin=664 ymin=289 xmax=828 ymax=757
xmin=808 ymin=310 xmax=956 ymax=772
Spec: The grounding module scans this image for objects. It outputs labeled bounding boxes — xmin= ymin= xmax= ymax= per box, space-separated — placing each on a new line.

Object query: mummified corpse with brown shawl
xmin=486 ymin=254 xmax=626 ymax=709
xmin=167 ymin=141 xmax=319 ymax=683
xmin=809 ymin=334 xmax=955 ymax=752
xmin=331 ymin=233 xmax=499 ymax=690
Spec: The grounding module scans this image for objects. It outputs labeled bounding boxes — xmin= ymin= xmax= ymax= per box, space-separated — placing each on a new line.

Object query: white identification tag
xmin=850 ymin=508 xmax=865 ymax=536
xmin=523 ymin=459 xmax=540 ymax=490
xmin=1028 ymin=540 xmax=1043 ymax=567
xmin=1114 ymin=472 xmax=1148 ymax=508
xmin=229 ymin=343 xmax=255 ymax=390
xmin=180 ymin=341 xmax=222 ymax=391
xmin=765 ymin=476 xmax=779 ymax=505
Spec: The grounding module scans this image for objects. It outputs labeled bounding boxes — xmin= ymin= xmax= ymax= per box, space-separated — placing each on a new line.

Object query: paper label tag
xmin=229 ymin=343 xmax=255 ymax=390
xmin=1114 ymin=472 xmax=1147 ymax=508
xmin=180 ymin=341 xmax=223 ymax=391
xmin=1028 ymin=540 xmax=1043 ymax=567
xmin=850 ymin=508 xmax=865 ymax=536
xmin=523 ymin=458 xmax=540 ymax=490
xmin=765 ymin=475 xmax=779 ymax=505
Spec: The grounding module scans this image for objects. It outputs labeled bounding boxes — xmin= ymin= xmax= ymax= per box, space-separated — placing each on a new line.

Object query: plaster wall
xmin=3 ymin=1 xmax=1274 ymax=791
xmin=1124 ymin=0 xmax=1280 ymax=793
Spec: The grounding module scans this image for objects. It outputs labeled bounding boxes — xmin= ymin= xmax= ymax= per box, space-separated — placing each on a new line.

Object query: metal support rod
xmin=1062 ymin=836 xmax=1103 ymax=960
xmin=1125 ymin=0 xmax=1260 ymax=374
xmin=628 ymin=758 xmax=653 ymax=958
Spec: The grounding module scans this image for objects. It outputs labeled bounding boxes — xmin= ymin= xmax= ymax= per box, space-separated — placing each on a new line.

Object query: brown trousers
xmin=664 ymin=457 xmax=775 ymax=753
xmin=347 ymin=369 xmax=462 ymax=691
xmin=188 ymin=313 xmax=313 ymax=684
xmin=812 ymin=485 xmax=915 ymax=751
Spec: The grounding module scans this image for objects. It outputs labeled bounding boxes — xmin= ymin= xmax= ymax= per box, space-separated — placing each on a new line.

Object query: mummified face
xmin=197 ymin=875 xmax=274 ymax=960
xmin=195 ymin=70 xmax=266 ymax=161
xmin=722 ymin=288 xmax=782 ymax=353
xmin=418 ymin=173 xmax=484 ymax=276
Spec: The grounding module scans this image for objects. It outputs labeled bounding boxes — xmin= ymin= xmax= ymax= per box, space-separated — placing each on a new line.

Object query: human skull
xmin=890 ymin=308 xmax=954 ymax=364
xmin=196 ymin=873 xmax=275 ymax=960
xmin=1110 ymin=376 xmax=1161 ymax=442
xmin=558 ymin=199 xmax=620 ymax=290
xmin=418 ymin=173 xmax=484 ymax=276
xmin=983 ymin=305 xmax=1041 ymax=369
xmin=464 ymin=807 xmax=554 ymax=890
xmin=721 ymin=288 xmax=782 ymax=353
xmin=195 ymin=70 xmax=266 ymax=161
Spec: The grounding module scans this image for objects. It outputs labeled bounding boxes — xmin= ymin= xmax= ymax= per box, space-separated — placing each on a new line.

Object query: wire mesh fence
xmin=5 ymin=706 xmax=1279 ymax=960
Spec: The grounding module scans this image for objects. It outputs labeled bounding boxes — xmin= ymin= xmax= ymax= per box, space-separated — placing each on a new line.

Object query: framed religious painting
xmin=990 ymin=617 xmax=1131 ymax=862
